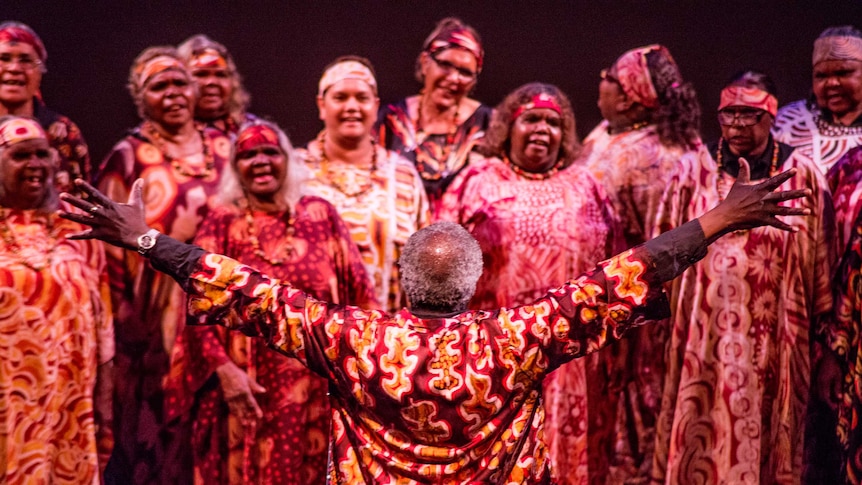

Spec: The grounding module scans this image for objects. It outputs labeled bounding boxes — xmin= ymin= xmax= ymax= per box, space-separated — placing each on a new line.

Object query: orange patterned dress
xmin=297 ymin=143 xmax=430 ymax=313
xmin=94 ymin=125 xmax=230 ymax=484
xmin=0 ymin=208 xmax=114 ymax=484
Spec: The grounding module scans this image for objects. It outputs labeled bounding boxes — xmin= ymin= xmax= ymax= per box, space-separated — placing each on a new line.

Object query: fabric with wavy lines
xmin=827 ymin=146 xmax=862 ymax=257
xmin=436 ymin=155 xmax=624 ymax=484
xmin=0 ymin=209 xmax=114 ymax=484
xmin=773 ymin=99 xmax=862 ymax=174
xmin=297 ymin=143 xmax=430 ymax=313
xmin=650 ymin=145 xmax=834 ymax=484
xmin=93 ymin=125 xmax=230 ymax=484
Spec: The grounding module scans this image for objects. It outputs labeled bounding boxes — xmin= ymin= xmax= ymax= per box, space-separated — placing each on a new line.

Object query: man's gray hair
xmin=400 ymin=222 xmax=484 ymax=311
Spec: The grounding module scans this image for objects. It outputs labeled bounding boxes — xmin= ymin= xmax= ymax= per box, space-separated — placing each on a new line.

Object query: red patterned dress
xmin=0 ymin=209 xmax=114 ymax=484
xmin=164 ymin=197 xmax=378 ymax=484
xmin=94 ymin=126 xmax=231 ymax=484
xmin=827 ymin=146 xmax=862 ymax=257
xmin=650 ymin=142 xmax=834 ymax=484
xmin=298 ymin=142 xmax=430 ymax=313
xmin=147 ymin=216 xmax=708 ymax=484
xmin=377 ymin=98 xmax=492 ymax=213
xmin=33 ymin=98 xmax=90 ymax=193
xmin=437 ymin=156 xmax=624 ymax=484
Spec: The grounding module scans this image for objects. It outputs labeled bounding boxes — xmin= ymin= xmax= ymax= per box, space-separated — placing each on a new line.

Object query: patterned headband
xmin=719 ymin=86 xmax=778 ymax=117
xmin=0 ymin=23 xmax=47 ymax=62
xmin=0 ymin=117 xmax=47 ymax=148
xmin=189 ymin=48 xmax=228 ymax=70
xmin=512 ymin=93 xmax=563 ymax=120
xmin=134 ymin=55 xmax=186 ymax=90
xmin=318 ymin=60 xmax=377 ymax=97
xmin=427 ymin=28 xmax=484 ymax=71
xmin=813 ymin=35 xmax=862 ymax=65
xmin=613 ymin=44 xmax=675 ymax=109
xmin=236 ymin=124 xmax=281 ymax=153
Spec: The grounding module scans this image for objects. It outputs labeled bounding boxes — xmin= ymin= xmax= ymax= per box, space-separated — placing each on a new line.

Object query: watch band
xmin=137 ymin=228 xmax=161 ymax=255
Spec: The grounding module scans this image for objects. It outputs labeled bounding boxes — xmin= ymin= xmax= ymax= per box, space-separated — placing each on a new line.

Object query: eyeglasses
xmin=430 ymin=54 xmax=478 ymax=82
xmin=0 ymin=53 xmax=43 ymax=71
xmin=717 ymin=109 xmax=767 ymax=127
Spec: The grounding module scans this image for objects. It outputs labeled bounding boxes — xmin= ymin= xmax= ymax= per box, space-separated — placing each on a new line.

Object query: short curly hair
xmin=644 ymin=48 xmax=701 ymax=150
xmin=480 ymin=82 xmax=580 ymax=165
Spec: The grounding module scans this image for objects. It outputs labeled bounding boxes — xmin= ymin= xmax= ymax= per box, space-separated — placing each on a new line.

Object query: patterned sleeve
xmin=831 ymin=209 xmax=862 ymax=362
xmin=90 ymin=238 xmax=116 ymax=365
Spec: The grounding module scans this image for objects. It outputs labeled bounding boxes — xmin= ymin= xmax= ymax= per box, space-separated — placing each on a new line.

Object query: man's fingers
xmin=759 ymin=167 xmax=797 ymax=192
xmin=74 ymin=179 xmax=114 ymax=207
xmin=59 ymin=193 xmax=94 ymax=213
xmin=770 ymin=206 xmax=811 ymax=217
xmin=765 ymin=218 xmax=798 ymax=232
xmin=737 ymin=157 xmax=752 ymax=184
xmin=763 ymin=188 xmax=811 ymax=203
xmin=59 ymin=211 xmax=97 ymax=226
xmin=247 ymin=395 xmax=263 ymax=419
xmin=129 ymin=178 xmax=145 ymax=209
xmin=65 ymin=229 xmax=96 ymax=240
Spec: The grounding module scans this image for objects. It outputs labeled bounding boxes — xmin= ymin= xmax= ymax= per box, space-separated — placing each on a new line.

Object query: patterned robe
xmin=149 ymin=217 xmax=708 ymax=484
xmin=377 ymin=98 xmax=492 ymax=212
xmin=33 ymin=98 xmax=91 ymax=194
xmin=298 ymin=143 xmax=430 ymax=313
xmin=437 ymin=156 xmax=624 ymax=484
xmin=163 ymin=197 xmax=378 ymax=484
xmin=651 ymin=145 xmax=834 ymax=484
xmin=773 ymin=99 xmax=862 ymax=174
xmin=94 ymin=125 xmax=230 ymax=485
xmin=579 ymin=121 xmax=708 ymax=480
xmin=196 ymin=112 xmax=259 ymax=139
xmin=0 ymin=209 xmax=114 ymax=484
xmin=827 ymin=146 xmax=862 ymax=257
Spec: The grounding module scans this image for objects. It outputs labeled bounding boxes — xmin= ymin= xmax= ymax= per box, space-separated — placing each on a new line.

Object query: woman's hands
xmin=216 ymin=361 xmax=266 ymax=430
xmin=699 ymin=158 xmax=811 ymax=242
xmin=59 ymin=179 xmax=151 ymax=250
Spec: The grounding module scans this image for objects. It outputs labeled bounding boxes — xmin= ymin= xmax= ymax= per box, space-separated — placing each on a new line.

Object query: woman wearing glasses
xmin=575 ymin=44 xmax=712 ymax=482
xmin=377 ymin=17 xmax=492 ymax=215
xmin=652 ymin=71 xmax=834 ymax=483
xmin=0 ymin=21 xmax=89 ymax=194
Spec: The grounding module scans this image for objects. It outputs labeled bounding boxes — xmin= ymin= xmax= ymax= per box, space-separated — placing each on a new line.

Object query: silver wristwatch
xmin=136 ymin=229 xmax=160 ymax=255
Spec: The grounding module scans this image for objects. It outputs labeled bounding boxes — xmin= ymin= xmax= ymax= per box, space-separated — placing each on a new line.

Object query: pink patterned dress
xmin=437 ymin=155 xmax=623 ymax=483
xmin=650 ymin=143 xmax=835 ymax=484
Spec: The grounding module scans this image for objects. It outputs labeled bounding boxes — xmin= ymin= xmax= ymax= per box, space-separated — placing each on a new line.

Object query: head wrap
xmin=719 ymin=86 xmax=778 ymax=117
xmin=0 ymin=117 xmax=47 ymax=148
xmin=188 ymin=47 xmax=229 ymax=70
xmin=426 ymin=27 xmax=484 ymax=71
xmin=612 ymin=44 xmax=675 ymax=109
xmin=813 ymin=35 xmax=862 ymax=66
xmin=236 ymin=124 xmax=281 ymax=152
xmin=0 ymin=22 xmax=47 ymax=63
xmin=133 ymin=55 xmax=186 ymax=90
xmin=512 ymin=93 xmax=563 ymax=120
xmin=318 ymin=60 xmax=377 ymax=97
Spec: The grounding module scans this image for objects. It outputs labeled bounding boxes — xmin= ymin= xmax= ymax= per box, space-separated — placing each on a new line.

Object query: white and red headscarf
xmin=813 ymin=34 xmax=862 ymax=66
xmin=612 ymin=44 xmax=676 ymax=109
xmin=318 ymin=60 xmax=377 ymax=97
xmin=0 ymin=22 xmax=47 ymax=63
xmin=425 ymin=26 xmax=484 ymax=71
xmin=132 ymin=54 xmax=187 ymax=91
xmin=0 ymin=117 xmax=47 ymax=148
xmin=719 ymin=86 xmax=778 ymax=116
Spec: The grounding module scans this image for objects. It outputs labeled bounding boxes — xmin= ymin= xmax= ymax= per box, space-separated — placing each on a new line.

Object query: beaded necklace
xmin=812 ymin=109 xmax=862 ymax=137
xmin=715 ymin=137 xmax=780 ymax=201
xmin=0 ymin=208 xmax=61 ymax=271
xmin=244 ymin=203 xmax=295 ymax=266
xmin=505 ymin=155 xmax=565 ymax=181
xmin=145 ymin=121 xmax=215 ymax=178
xmin=318 ymin=131 xmax=378 ymax=198
xmin=608 ymin=120 xmax=649 ymax=135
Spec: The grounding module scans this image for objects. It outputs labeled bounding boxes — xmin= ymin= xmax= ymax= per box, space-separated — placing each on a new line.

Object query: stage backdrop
xmin=6 ymin=1 xmax=862 ymax=162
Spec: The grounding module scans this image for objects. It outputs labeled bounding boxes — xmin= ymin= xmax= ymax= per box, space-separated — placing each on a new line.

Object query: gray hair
xmin=177 ymin=34 xmax=251 ymax=124
xmin=0 ymin=115 xmax=58 ymax=211
xmin=127 ymin=46 xmax=193 ymax=120
xmin=400 ymin=222 xmax=484 ymax=311
xmin=216 ymin=118 xmax=308 ymax=209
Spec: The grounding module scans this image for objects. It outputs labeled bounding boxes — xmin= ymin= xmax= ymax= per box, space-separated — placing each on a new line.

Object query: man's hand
xmin=59 ymin=179 xmax=151 ymax=250
xmin=216 ymin=361 xmax=266 ymax=430
xmin=699 ymin=158 xmax=811 ymax=242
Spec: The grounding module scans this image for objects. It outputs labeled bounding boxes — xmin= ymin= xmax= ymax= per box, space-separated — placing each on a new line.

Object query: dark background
xmin=6 ymin=1 xmax=862 ymax=163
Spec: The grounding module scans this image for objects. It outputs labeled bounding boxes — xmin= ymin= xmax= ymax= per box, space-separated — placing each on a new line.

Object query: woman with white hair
xmin=94 ymin=45 xmax=231 ymax=485
xmin=164 ymin=119 xmax=377 ymax=484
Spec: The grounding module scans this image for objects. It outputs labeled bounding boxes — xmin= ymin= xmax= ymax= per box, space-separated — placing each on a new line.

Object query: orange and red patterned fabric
xmin=0 ymin=209 xmax=114 ymax=484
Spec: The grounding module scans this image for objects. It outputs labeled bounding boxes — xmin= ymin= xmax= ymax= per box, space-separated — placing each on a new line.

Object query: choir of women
xmin=2 ymin=16 xmax=862 ymax=485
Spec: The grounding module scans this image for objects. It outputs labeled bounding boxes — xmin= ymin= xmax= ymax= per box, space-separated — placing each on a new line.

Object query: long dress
xmin=436 ymin=155 xmax=623 ymax=484
xmin=773 ymin=99 xmax=862 ymax=174
xmin=650 ymin=141 xmax=835 ymax=484
xmin=297 ymin=142 xmax=430 ymax=313
xmin=94 ymin=125 xmax=230 ymax=485
xmin=0 ymin=208 xmax=114 ymax=484
xmin=32 ymin=97 xmax=91 ymax=193
xmin=377 ymin=98 xmax=492 ymax=213
xmin=578 ymin=120 xmax=705 ymax=480
xmin=163 ymin=197 xmax=378 ymax=484
xmin=827 ymin=146 xmax=862 ymax=257
xmin=156 ymin=216 xmax=708 ymax=484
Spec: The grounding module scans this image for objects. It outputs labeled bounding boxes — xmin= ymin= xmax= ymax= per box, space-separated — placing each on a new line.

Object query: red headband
xmin=189 ymin=48 xmax=228 ymax=70
xmin=613 ymin=44 xmax=676 ymax=109
xmin=236 ymin=125 xmax=280 ymax=152
xmin=0 ymin=23 xmax=47 ymax=62
xmin=427 ymin=28 xmax=484 ymax=71
xmin=512 ymin=93 xmax=563 ymax=120
xmin=719 ymin=86 xmax=778 ymax=117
